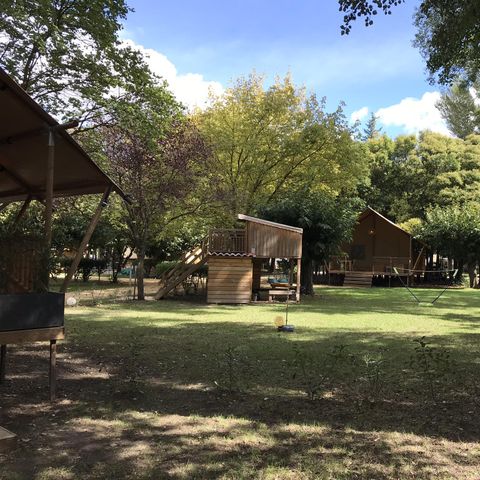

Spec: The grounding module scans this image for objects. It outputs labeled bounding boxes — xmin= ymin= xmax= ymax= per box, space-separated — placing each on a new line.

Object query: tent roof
xmin=359 ymin=206 xmax=412 ymax=238
xmin=0 ymin=67 xmax=126 ymax=204
xmin=237 ymin=214 xmax=303 ymax=234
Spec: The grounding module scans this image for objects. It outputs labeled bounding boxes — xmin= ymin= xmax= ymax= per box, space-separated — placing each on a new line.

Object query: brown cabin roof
xmin=359 ymin=206 xmax=413 ymax=238
xmin=237 ymin=214 xmax=303 ymax=234
xmin=0 ymin=67 xmax=126 ymax=203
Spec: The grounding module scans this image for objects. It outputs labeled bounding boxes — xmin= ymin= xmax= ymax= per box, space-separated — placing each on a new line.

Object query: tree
xmin=437 ymin=82 xmax=480 ymax=138
xmin=414 ymin=1 xmax=480 ymax=85
xmin=194 ymin=73 xmax=367 ymax=222
xmin=95 ymin=112 xmax=211 ymax=300
xmin=260 ymin=188 xmax=362 ymax=295
xmin=420 ymin=203 xmax=480 ymax=287
xmin=339 ymin=0 xmax=480 ymax=86
xmin=363 ymin=112 xmax=382 ymax=140
xmin=361 ymin=132 xmax=480 ymax=222
xmin=339 ymin=0 xmax=404 ymax=35
xmin=0 ymin=0 xmax=154 ymax=121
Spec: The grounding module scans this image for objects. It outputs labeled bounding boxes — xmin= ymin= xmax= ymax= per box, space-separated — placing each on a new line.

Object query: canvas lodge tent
xmin=328 ymin=207 xmax=425 ymax=287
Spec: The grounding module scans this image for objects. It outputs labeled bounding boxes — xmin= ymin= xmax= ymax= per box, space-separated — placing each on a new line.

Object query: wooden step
xmin=343 ymin=272 xmax=373 ymax=288
xmin=0 ymin=426 xmax=16 ymax=452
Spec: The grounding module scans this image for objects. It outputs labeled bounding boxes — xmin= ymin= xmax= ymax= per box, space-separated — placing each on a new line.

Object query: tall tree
xmin=420 ymin=203 xmax=480 ymax=287
xmin=363 ymin=112 xmax=382 ymax=140
xmin=260 ymin=188 xmax=362 ymax=295
xmin=437 ymin=82 xmax=480 ymax=138
xmin=339 ymin=0 xmax=480 ymax=86
xmin=0 ymin=0 xmax=153 ymax=121
xmin=194 ymin=73 xmax=367 ymax=222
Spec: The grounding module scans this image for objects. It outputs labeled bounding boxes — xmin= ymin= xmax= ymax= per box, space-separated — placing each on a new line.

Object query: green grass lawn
xmin=1 ymin=286 xmax=480 ymax=479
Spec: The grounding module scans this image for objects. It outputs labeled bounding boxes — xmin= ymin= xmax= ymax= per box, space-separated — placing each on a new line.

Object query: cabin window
xmin=351 ymin=244 xmax=366 ymax=260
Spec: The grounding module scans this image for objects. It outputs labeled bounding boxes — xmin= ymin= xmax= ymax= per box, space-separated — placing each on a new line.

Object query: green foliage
xmin=437 ymin=82 xmax=480 ymax=138
xmin=414 ymin=0 xmax=480 ymax=85
xmin=362 ymin=132 xmax=480 ymax=222
xmin=419 ymin=202 xmax=480 ymax=285
xmin=409 ymin=336 xmax=452 ymax=402
xmin=195 ymin=73 xmax=367 ymax=221
xmin=260 ymin=187 xmax=363 ymax=293
xmin=339 ymin=1 xmax=480 ymax=86
xmin=0 ymin=0 xmax=155 ymax=121
xmin=214 ymin=345 xmax=250 ymax=394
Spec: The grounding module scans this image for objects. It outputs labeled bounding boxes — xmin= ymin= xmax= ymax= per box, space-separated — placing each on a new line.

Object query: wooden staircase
xmin=154 ymin=239 xmax=208 ymax=299
xmin=343 ymin=271 xmax=373 ymax=288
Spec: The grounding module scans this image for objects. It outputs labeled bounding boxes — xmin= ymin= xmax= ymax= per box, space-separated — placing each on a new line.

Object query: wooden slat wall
xmin=252 ymin=258 xmax=262 ymax=290
xmin=207 ymin=257 xmax=253 ymax=304
xmin=247 ymin=223 xmax=302 ymax=259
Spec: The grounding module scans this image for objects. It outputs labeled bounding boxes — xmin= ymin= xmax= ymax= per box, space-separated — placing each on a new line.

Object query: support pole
xmin=0 ymin=345 xmax=6 ymax=383
xmin=43 ymin=130 xmax=55 ymax=290
xmin=296 ymin=258 xmax=301 ymax=302
xmin=49 ymin=340 xmax=56 ymax=401
xmin=60 ymin=187 xmax=111 ymax=293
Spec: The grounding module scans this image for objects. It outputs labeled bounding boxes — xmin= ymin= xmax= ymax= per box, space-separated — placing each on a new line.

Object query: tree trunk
xmin=467 ymin=262 xmax=477 ymax=288
xmin=137 ymin=245 xmax=146 ymax=300
xmin=301 ymin=258 xmax=314 ymax=295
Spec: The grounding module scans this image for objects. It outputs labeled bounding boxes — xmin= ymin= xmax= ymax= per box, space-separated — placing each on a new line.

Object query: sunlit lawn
xmin=1 ymin=286 xmax=480 ymax=479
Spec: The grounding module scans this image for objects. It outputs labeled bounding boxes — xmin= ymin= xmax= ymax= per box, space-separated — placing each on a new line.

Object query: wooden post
xmin=45 ymin=130 xmax=55 ymax=248
xmin=0 ymin=345 xmax=6 ymax=383
xmin=296 ymin=258 xmax=301 ymax=302
xmin=43 ymin=130 xmax=55 ymax=290
xmin=60 ymin=187 xmax=111 ymax=293
xmin=49 ymin=340 xmax=56 ymax=401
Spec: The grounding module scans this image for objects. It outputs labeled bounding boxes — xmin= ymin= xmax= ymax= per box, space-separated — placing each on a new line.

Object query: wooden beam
xmin=44 ymin=130 xmax=55 ymax=251
xmin=0 ymin=426 xmax=16 ymax=453
xmin=0 ymin=120 xmax=79 ymax=147
xmin=0 ymin=327 xmax=64 ymax=345
xmin=11 ymin=196 xmax=31 ymax=228
xmin=60 ymin=187 xmax=111 ymax=293
xmin=296 ymin=258 xmax=301 ymax=302
xmin=0 ymin=164 xmax=34 ymax=193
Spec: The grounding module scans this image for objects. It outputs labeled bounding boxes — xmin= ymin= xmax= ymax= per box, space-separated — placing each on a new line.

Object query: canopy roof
xmin=358 ymin=206 xmax=412 ymax=238
xmin=0 ymin=67 xmax=126 ymax=204
xmin=237 ymin=214 xmax=303 ymax=234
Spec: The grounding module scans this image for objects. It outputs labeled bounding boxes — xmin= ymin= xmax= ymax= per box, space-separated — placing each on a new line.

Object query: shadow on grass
xmin=1 ymin=289 xmax=480 ymax=479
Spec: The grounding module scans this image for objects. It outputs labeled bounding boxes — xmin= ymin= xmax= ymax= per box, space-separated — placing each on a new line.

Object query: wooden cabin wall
xmin=207 ymin=257 xmax=253 ymax=304
xmin=246 ymin=223 xmax=302 ymax=259
xmin=252 ymin=258 xmax=263 ymax=291
xmin=350 ymin=213 xmax=411 ymax=271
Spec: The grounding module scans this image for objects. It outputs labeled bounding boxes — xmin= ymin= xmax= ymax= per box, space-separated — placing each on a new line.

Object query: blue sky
xmin=122 ymin=0 xmax=448 ymax=137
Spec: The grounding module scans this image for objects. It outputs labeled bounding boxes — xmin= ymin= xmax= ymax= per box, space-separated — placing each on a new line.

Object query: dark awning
xmin=0 ymin=67 xmax=126 ymax=204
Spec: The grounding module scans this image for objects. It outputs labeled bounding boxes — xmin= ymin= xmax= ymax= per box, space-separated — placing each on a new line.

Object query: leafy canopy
xmin=195 ymin=73 xmax=367 ymax=222
xmin=0 ymin=0 xmax=155 ymax=121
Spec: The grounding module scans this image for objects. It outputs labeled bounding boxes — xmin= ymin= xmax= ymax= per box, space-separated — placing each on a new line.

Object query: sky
xmin=122 ymin=0 xmax=449 ymax=137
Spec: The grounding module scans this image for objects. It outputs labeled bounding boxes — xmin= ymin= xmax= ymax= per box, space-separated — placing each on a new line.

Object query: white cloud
xmin=375 ymin=92 xmax=450 ymax=136
xmin=122 ymin=39 xmax=223 ymax=110
xmin=350 ymin=106 xmax=369 ymax=123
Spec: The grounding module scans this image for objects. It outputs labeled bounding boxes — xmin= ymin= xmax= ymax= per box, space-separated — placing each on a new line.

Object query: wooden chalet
xmin=0 ymin=66 xmax=127 ymax=424
xmin=155 ymin=214 xmax=303 ymax=303
xmin=328 ymin=207 xmax=425 ymax=287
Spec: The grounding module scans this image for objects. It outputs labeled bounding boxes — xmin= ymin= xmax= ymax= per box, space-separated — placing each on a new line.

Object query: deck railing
xmin=208 ymin=229 xmax=247 ymax=253
xmin=328 ymin=255 xmax=353 ymax=272
xmin=328 ymin=255 xmax=416 ymax=274
xmin=372 ymin=256 xmax=411 ymax=274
